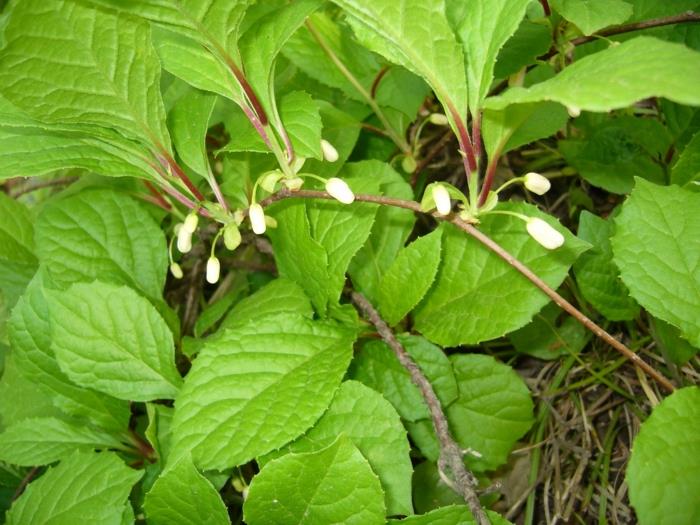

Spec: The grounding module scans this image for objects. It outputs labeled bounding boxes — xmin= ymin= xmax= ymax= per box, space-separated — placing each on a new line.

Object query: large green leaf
xmin=45 ymin=281 xmax=182 ymax=401
xmin=450 ymin=0 xmax=531 ymax=111
xmin=0 ymin=0 xmax=170 ymax=150
xmin=169 ymin=88 xmax=216 ymax=178
xmin=35 ymin=189 xmax=168 ymax=301
xmin=414 ymin=203 xmax=589 ymax=346
xmin=0 ymin=193 xmax=36 ymax=307
xmin=6 ymin=450 xmax=142 ymax=525
xmin=261 ymin=380 xmax=413 ymax=516
xmin=144 ymin=455 xmax=229 ymax=525
xmin=389 ymin=505 xmax=512 ymax=524
xmin=485 ymin=37 xmax=700 ymax=112
xmin=574 ymin=211 xmax=639 ymax=321
xmin=627 ymin=387 xmax=700 ymax=525
xmin=330 ymin=0 xmax=468 ymax=130
xmin=612 ymin=179 xmax=700 ymax=346
xmin=244 ymin=436 xmax=385 ymax=525
xmin=169 ymin=313 xmax=355 ymax=470
xmin=671 ymin=131 xmax=700 ymax=186
xmin=551 ymin=0 xmax=633 ymax=35
xmin=0 ymin=417 xmax=125 ymax=467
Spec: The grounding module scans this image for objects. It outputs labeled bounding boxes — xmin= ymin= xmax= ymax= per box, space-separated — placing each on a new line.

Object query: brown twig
xmin=351 ymin=291 xmax=490 ymax=525
xmin=411 ymin=130 xmax=454 ymax=186
xmin=12 ymin=467 xmax=40 ymax=501
xmin=370 ymin=66 xmax=390 ymax=99
xmin=9 ymin=176 xmax=78 ymax=198
xmin=259 ymin=188 xmax=675 ymax=393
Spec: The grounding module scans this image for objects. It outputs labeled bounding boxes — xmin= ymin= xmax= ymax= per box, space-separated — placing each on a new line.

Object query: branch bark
xmin=350 ymin=292 xmax=490 ymax=525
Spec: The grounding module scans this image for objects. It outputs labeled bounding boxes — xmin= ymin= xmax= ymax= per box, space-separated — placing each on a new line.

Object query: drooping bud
xmin=176 ymin=224 xmax=193 ymax=253
xmin=183 ymin=212 xmax=199 ymax=234
xmin=320 ymin=139 xmax=339 ymax=162
xmin=170 ymin=262 xmax=183 ymax=279
xmin=325 ymin=177 xmax=355 ymax=204
xmin=567 ymin=105 xmax=581 ymax=118
xmin=259 ymin=170 xmax=284 ymax=193
xmin=283 ymin=177 xmax=304 ymax=191
xmin=223 ymin=223 xmax=241 ymax=251
xmin=523 ymin=172 xmax=551 ymax=195
xmin=428 ymin=113 xmax=449 ymax=126
xmin=249 ymin=203 xmax=267 ymax=235
xmin=526 ymin=217 xmax=565 ymax=250
xmin=206 ymin=256 xmax=220 ymax=284
xmin=431 ymin=184 xmax=452 ymax=216
xmin=401 ymin=155 xmax=417 ymax=173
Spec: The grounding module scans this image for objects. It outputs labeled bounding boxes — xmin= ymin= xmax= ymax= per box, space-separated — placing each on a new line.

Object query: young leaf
xmin=45 ymin=281 xmax=182 ymax=401
xmin=0 ymin=0 xmax=171 ymax=150
xmin=550 ymin=0 xmax=633 ymax=36
xmin=0 ymin=193 xmax=37 ymax=307
xmin=244 ymin=436 xmax=385 ymax=525
xmin=6 ymin=450 xmax=142 ymax=525
xmin=0 ymin=417 xmax=126 ymax=467
xmin=414 ymin=203 xmax=589 ymax=346
xmin=169 ymin=313 xmax=355 ymax=470
xmin=652 ymin=317 xmax=700 ymax=366
xmin=169 ymin=88 xmax=217 ymax=178
xmin=573 ymin=211 xmax=639 ymax=321
xmin=671 ymin=131 xmax=700 ymax=186
xmin=486 ymin=37 xmax=700 ymax=112
xmin=145 ymin=404 xmax=174 ymax=462
xmin=612 ymin=179 xmax=700 ymax=346
xmin=35 ymin=189 xmax=168 ymax=301
xmin=261 ymin=380 xmax=413 ymax=516
xmin=389 ymin=504 xmax=512 ymax=524
xmin=144 ymin=455 xmax=229 ymax=525
xmin=378 ymin=228 xmax=443 ymax=326
xmin=627 ymin=387 xmax=700 ymax=525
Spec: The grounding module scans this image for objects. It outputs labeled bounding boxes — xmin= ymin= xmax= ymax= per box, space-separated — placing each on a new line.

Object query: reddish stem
xmin=156 ymin=151 xmax=205 ymax=202
xmin=143 ymin=181 xmax=172 ymax=210
xmin=225 ymin=58 xmax=269 ymax=126
xmin=446 ymin=102 xmax=477 ymax=174
xmin=539 ymin=0 xmax=551 ymax=15
xmin=477 ymin=149 xmax=501 ymax=207
xmin=370 ymin=66 xmax=390 ymax=99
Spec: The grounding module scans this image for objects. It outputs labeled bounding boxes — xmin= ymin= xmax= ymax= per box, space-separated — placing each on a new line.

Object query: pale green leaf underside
xmin=551 ymin=0 xmax=633 ymax=36
xmin=144 ymin=455 xmax=229 ymax=525
xmin=6 ymin=450 xmax=142 ymax=525
xmin=627 ymin=387 xmax=700 ymax=525
xmin=169 ymin=313 xmax=355 ymax=470
xmin=612 ymin=179 xmax=700 ymax=346
xmin=244 ymin=436 xmax=385 ymax=525
xmin=485 ymin=37 xmax=700 ymax=112
xmin=45 ymin=281 xmax=182 ymax=401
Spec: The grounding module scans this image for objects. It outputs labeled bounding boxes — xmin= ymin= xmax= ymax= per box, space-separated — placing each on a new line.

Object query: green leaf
xmin=330 ymin=0 xmax=468 ymax=132
xmin=671 ymin=131 xmax=700 ymax=186
xmin=9 ymin=274 xmax=130 ymax=434
xmin=451 ymin=0 xmax=531 ymax=111
xmin=6 ymin=450 xmax=142 ymax=525
xmin=485 ymin=37 xmax=700 ymax=112
xmin=0 ymin=0 xmax=170 ymax=150
xmin=244 ymin=436 xmax=385 ymax=525
xmin=145 ymin=404 xmax=174 ymax=462
xmin=348 ymin=161 xmax=416 ymax=303
xmin=494 ymin=20 xmax=552 ymax=79
xmin=612 ymin=179 xmax=700 ymax=346
xmin=573 ymin=211 xmax=639 ymax=320
xmin=144 ymin=455 xmax=229 ymax=525
xmin=389 ymin=505 xmax=512 ymax=524
xmin=414 ymin=202 xmax=589 ymax=346
xmin=551 ymin=0 xmax=633 ymax=36
xmin=169 ymin=88 xmax=216 ymax=178
xmin=169 ymin=313 xmax=355 ymax=470
xmin=627 ymin=387 xmax=700 ymax=525
xmin=0 ymin=417 xmax=125 ymax=467
xmin=35 ymin=189 xmax=168 ymax=301
xmin=446 ymin=354 xmax=534 ymax=471
xmin=261 ymin=380 xmax=413 ymax=516
xmin=350 ymin=334 xmax=458 ymax=422
xmin=279 ymin=91 xmax=323 ymax=159
xmin=378 ymin=228 xmax=442 ymax=326
xmin=219 ymin=278 xmax=312 ymax=332
xmin=652 ymin=317 xmax=699 ymax=366
xmin=0 ymin=193 xmax=37 ymax=307
xmin=45 ymin=281 xmax=182 ymax=401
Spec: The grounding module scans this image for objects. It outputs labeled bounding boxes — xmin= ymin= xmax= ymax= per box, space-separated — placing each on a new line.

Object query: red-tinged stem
xmin=143 ymin=181 xmax=172 ymax=210
xmin=446 ymin=102 xmax=477 ymax=173
xmin=209 ymin=173 xmax=229 ymax=213
xmin=472 ymin=111 xmax=482 ymax=162
xmin=242 ymin=106 xmax=274 ymax=150
xmin=477 ymin=149 xmax=501 ymax=207
xmin=225 ymin=58 xmax=269 ymax=126
xmin=370 ymin=65 xmax=389 ymax=99
xmin=156 ymin=151 xmax=205 ymax=202
xmin=539 ymin=0 xmax=551 ymax=15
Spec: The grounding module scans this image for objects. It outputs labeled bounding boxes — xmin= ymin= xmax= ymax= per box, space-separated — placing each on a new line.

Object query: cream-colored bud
xmin=259 ymin=170 xmax=284 ymax=193
xmin=169 ymin=262 xmax=183 ymax=279
xmin=206 ymin=256 xmax=220 ymax=284
xmin=325 ymin=177 xmax=355 ymax=204
xmin=428 ymin=113 xmax=449 ymax=126
xmin=526 ymin=217 xmax=565 ymax=250
xmin=183 ymin=212 xmax=199 ymax=234
xmin=176 ymin=226 xmax=193 ymax=253
xmin=249 ymin=203 xmax=267 ymax=235
xmin=523 ymin=172 xmax=551 ymax=195
xmin=320 ymin=139 xmax=339 ymax=162
xmin=431 ymin=184 xmax=452 ymax=216
xmin=223 ymin=223 xmax=241 ymax=251
xmin=283 ymin=177 xmax=304 ymax=191
xmin=567 ymin=105 xmax=581 ymax=118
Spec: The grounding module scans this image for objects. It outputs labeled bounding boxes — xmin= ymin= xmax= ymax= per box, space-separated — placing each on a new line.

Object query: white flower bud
xmin=428 ymin=113 xmax=449 ymax=126
xmin=249 ymin=203 xmax=267 ymax=234
xmin=206 ymin=256 xmax=220 ymax=284
xmin=283 ymin=177 xmax=304 ymax=191
xmin=567 ymin=105 xmax=581 ymax=118
xmin=176 ymin=226 xmax=193 ymax=253
xmin=259 ymin=170 xmax=284 ymax=193
xmin=183 ymin=212 xmax=199 ymax=234
xmin=523 ymin=172 xmax=551 ymax=195
xmin=169 ymin=262 xmax=183 ymax=279
xmin=320 ymin=139 xmax=339 ymax=162
xmin=325 ymin=177 xmax=355 ymax=204
xmin=223 ymin=223 xmax=241 ymax=251
xmin=526 ymin=217 xmax=565 ymax=250
xmin=431 ymin=184 xmax=452 ymax=216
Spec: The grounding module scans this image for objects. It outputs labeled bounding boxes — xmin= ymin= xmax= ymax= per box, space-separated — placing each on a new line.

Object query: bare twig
xmin=259 ymin=188 xmax=675 ymax=393
xmin=9 ymin=176 xmax=78 ymax=198
xmin=351 ymin=292 xmax=490 ymax=525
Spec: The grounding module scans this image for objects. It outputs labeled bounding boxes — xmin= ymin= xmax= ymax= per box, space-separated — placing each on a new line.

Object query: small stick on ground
xmin=351 ymin=291 xmax=491 ymax=525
